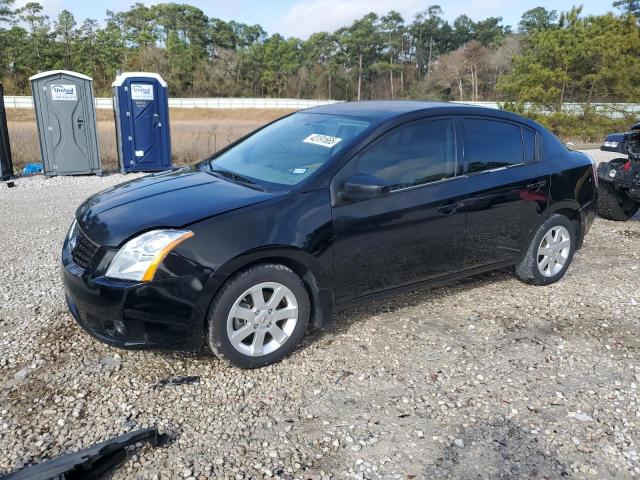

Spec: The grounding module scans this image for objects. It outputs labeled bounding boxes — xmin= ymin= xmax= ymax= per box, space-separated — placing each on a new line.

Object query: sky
xmin=16 ymin=0 xmax=619 ymax=39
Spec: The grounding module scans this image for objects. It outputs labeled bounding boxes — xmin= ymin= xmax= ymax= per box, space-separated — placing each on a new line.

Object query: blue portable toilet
xmin=112 ymin=72 xmax=171 ymax=173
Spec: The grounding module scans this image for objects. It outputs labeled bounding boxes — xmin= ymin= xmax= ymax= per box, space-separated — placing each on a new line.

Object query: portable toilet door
xmin=29 ymin=70 xmax=101 ymax=176
xmin=0 ymin=83 xmax=14 ymax=180
xmin=112 ymin=72 xmax=171 ymax=173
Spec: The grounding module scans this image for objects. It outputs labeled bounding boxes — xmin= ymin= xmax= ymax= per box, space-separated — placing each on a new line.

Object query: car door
xmin=331 ymin=117 xmax=467 ymax=303
xmin=460 ymin=117 xmax=550 ymax=268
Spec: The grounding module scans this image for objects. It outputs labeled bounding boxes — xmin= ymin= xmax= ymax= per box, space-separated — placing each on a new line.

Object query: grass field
xmin=6 ymin=108 xmax=293 ymax=171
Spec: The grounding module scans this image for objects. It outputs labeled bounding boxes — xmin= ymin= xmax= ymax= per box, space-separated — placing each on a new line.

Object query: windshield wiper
xmin=208 ymin=167 xmax=265 ymax=191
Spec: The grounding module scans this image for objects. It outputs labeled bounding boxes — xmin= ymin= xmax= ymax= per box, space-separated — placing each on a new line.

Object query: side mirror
xmin=340 ymin=173 xmax=391 ymax=202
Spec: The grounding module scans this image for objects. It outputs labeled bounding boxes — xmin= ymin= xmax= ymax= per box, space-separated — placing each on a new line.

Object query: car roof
xmin=304 ymin=100 xmax=533 ymax=126
xmin=305 ymin=100 xmax=447 ymax=119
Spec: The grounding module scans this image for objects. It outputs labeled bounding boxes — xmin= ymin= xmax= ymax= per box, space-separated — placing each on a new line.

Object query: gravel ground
xmin=1 ymin=150 xmax=639 ymax=479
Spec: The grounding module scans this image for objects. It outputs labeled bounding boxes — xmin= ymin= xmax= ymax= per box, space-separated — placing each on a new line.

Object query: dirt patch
xmin=168 ymin=108 xmax=293 ymax=123
xmin=6 ymin=107 xmax=293 ymax=124
xmin=5 ymin=108 xmax=292 ymax=170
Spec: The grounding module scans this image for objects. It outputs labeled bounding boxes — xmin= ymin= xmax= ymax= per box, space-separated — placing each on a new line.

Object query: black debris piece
xmin=1 ymin=427 xmax=169 ymax=480
xmin=153 ymin=375 xmax=200 ymax=389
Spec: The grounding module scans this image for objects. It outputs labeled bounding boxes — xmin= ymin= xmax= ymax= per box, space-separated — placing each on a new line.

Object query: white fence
xmin=3 ymin=95 xmax=640 ymax=118
xmin=3 ymin=96 xmax=341 ymax=110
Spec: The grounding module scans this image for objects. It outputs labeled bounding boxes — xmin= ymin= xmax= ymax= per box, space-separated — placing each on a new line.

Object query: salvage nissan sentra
xmin=62 ymin=101 xmax=597 ymax=368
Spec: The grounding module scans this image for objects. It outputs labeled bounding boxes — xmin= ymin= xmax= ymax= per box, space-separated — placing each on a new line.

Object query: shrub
xmin=501 ymin=102 xmax=638 ymax=144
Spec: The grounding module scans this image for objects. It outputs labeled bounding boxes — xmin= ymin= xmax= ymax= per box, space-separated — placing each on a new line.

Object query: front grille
xmin=71 ymin=224 xmax=99 ymax=270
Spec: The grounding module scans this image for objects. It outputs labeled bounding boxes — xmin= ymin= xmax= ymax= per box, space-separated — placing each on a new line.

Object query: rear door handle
xmin=438 ymin=201 xmax=464 ymax=215
xmin=526 ymin=180 xmax=546 ymax=191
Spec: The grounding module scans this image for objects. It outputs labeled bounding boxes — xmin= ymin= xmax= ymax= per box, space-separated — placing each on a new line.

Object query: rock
xmin=13 ymin=367 xmax=32 ymax=380
xmin=568 ymin=411 xmax=593 ymax=422
xmin=101 ymin=357 xmax=121 ymax=370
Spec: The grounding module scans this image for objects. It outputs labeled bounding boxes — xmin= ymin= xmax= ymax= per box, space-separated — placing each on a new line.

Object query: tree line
xmin=0 ymin=0 xmax=638 ymax=110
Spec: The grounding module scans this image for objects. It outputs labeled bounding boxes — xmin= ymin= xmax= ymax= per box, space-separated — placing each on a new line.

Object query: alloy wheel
xmin=226 ymin=282 xmax=299 ymax=357
xmin=537 ymin=226 xmax=571 ymax=278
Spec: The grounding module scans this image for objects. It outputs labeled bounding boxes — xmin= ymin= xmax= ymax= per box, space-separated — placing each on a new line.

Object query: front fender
xmin=194 ymin=246 xmax=334 ymax=334
xmin=213 ymin=246 xmax=332 ymax=289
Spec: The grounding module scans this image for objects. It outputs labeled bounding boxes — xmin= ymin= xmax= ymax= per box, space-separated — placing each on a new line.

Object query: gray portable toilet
xmin=0 ymin=83 xmax=14 ymax=180
xmin=30 ymin=70 xmax=101 ymax=176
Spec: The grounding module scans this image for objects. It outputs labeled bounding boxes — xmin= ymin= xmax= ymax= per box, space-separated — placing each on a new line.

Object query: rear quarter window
xmin=523 ymin=128 xmax=537 ymax=164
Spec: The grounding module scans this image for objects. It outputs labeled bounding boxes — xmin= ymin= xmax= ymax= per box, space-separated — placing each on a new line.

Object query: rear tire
xmin=207 ymin=264 xmax=310 ymax=369
xmin=597 ymin=182 xmax=639 ymax=221
xmin=515 ymin=214 xmax=577 ymax=286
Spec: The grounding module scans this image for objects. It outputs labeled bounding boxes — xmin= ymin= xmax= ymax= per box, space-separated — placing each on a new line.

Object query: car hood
xmin=77 ymin=167 xmax=286 ymax=246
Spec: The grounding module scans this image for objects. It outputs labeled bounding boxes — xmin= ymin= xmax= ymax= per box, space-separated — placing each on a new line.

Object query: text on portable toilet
xmin=131 ymin=84 xmax=154 ymax=101
xmin=50 ymin=84 xmax=78 ymax=101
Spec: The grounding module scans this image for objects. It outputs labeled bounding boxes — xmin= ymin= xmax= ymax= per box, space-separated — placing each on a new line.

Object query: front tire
xmin=207 ymin=264 xmax=310 ymax=368
xmin=515 ymin=214 xmax=577 ymax=286
xmin=597 ymin=182 xmax=639 ymax=221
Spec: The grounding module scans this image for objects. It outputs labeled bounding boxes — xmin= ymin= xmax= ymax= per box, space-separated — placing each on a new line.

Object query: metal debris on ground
xmin=1 ymin=427 xmax=169 ymax=480
xmin=152 ymin=375 xmax=201 ymax=389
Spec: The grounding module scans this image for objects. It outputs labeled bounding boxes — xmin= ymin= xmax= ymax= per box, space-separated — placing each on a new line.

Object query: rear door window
xmin=463 ymin=118 xmax=525 ymax=173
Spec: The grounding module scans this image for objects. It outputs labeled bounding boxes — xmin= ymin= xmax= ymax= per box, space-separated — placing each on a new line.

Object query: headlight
xmin=67 ymin=219 xmax=78 ymax=250
xmin=603 ymin=141 xmax=619 ymax=148
xmin=67 ymin=219 xmax=77 ymax=240
xmin=106 ymin=229 xmax=194 ymax=282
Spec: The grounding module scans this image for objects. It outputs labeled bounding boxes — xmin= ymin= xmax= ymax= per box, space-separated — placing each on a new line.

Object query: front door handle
xmin=526 ymin=180 xmax=547 ymax=191
xmin=438 ymin=201 xmax=464 ymax=215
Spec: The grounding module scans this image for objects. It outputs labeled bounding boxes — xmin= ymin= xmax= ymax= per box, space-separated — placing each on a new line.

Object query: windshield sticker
xmin=292 ymin=168 xmax=307 ymax=174
xmin=303 ymin=133 xmax=342 ymax=148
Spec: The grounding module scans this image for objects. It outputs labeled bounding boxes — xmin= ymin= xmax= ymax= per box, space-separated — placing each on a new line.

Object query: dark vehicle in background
xmin=599 ymin=125 xmax=640 ymax=220
xmin=61 ymin=101 xmax=597 ymax=368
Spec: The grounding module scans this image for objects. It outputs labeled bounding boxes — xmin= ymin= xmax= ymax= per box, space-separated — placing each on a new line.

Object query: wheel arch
xmin=547 ymin=203 xmax=590 ymax=250
xmin=199 ymin=247 xmax=333 ymax=342
xmin=514 ymin=209 xmax=578 ymax=286
xmin=520 ymin=202 xmax=582 ymax=262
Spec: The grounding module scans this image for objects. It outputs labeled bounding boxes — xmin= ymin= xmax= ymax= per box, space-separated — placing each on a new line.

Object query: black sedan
xmin=62 ymin=101 xmax=597 ymax=368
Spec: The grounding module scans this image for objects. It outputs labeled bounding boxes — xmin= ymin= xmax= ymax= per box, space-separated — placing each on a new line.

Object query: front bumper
xmin=61 ymin=244 xmax=207 ymax=351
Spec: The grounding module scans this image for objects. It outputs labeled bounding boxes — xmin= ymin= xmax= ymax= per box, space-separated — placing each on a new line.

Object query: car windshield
xmin=206 ymin=113 xmax=370 ymax=187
